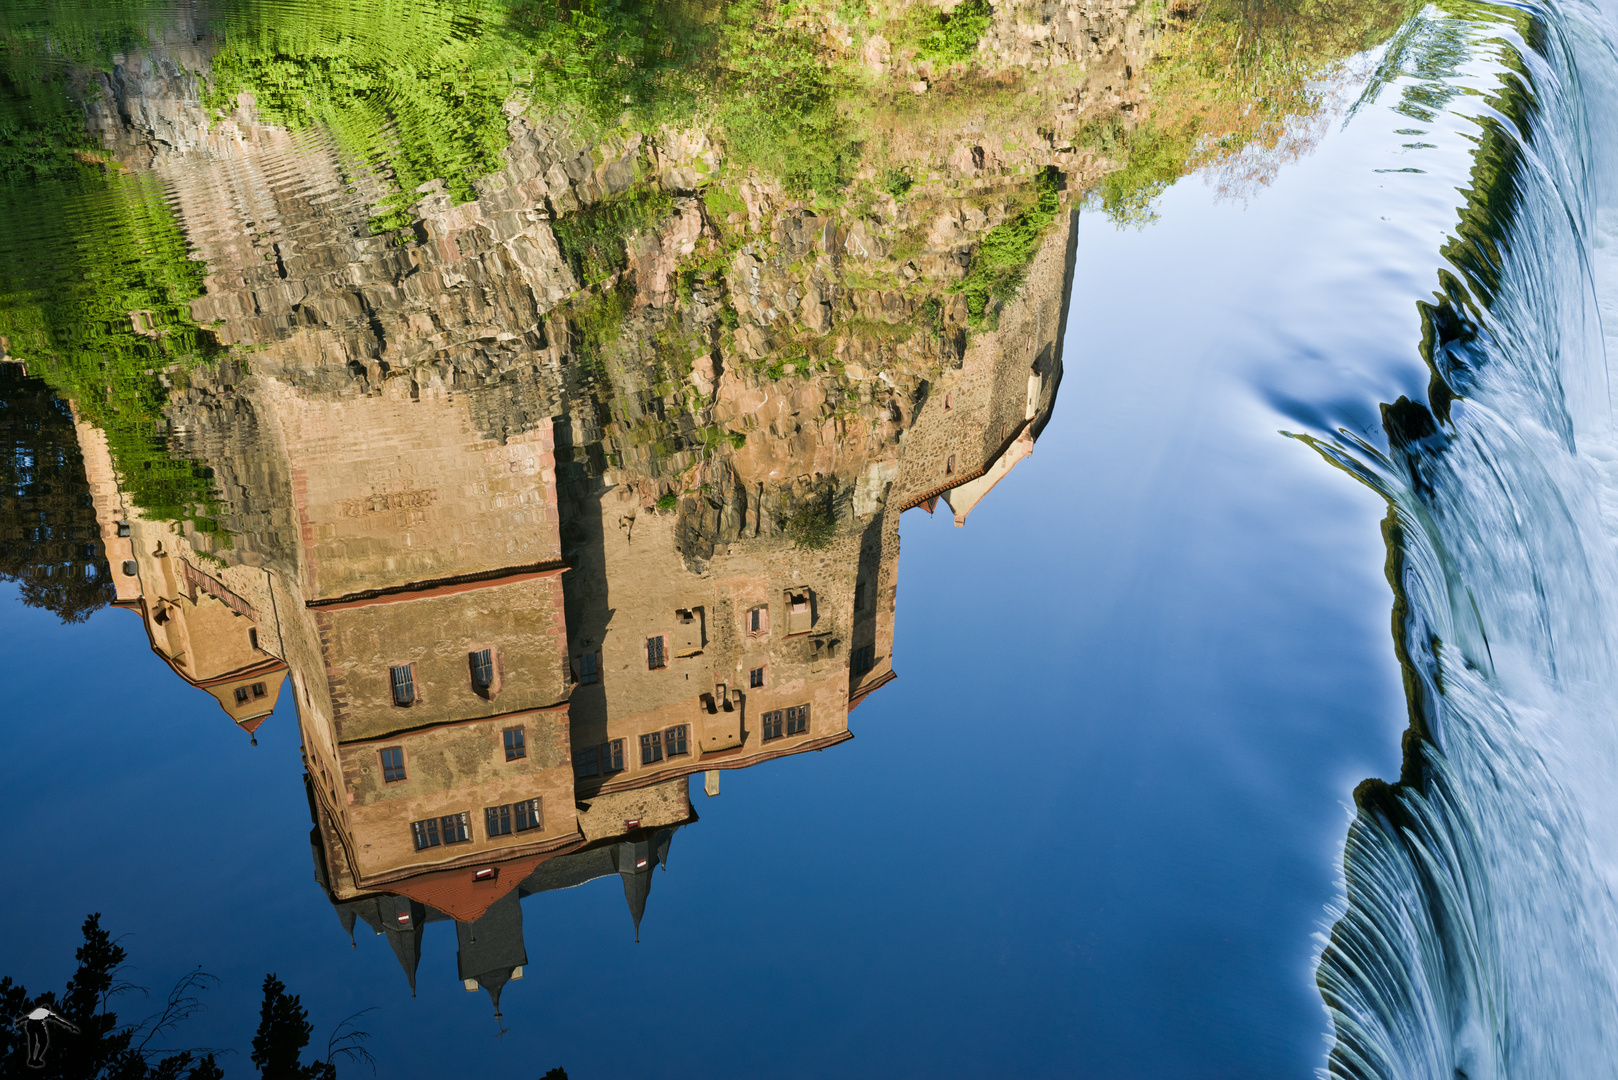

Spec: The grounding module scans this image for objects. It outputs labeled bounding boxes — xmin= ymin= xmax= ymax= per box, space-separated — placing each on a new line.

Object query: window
xmin=666 ymin=725 xmax=689 ymax=757
xmin=249 ymin=628 xmax=259 ymax=650
xmin=251 ymin=682 xmax=267 ymax=699
xmin=944 ymin=391 xmax=953 ymax=410
xmin=471 ymin=649 xmax=495 ymax=690
xmin=852 ymin=645 xmax=876 ymax=674
xmin=575 ymin=740 xmax=624 ymax=779
xmin=389 ymin=664 xmax=415 ymax=706
xmin=486 ymin=803 xmax=512 ymax=838
xmin=411 ymin=818 xmax=440 ymax=851
xmin=577 ymin=652 xmax=599 ymax=684
xmin=380 ymin=746 xmax=407 ymax=783
xmin=440 ymin=812 xmax=471 ymax=845
xmin=946 ymin=454 xmax=956 ymax=475
xmin=854 ymin=582 xmax=866 ymax=611
xmin=640 ymin=731 xmax=663 ymax=766
xmin=121 ymin=560 xmax=137 ymax=577
xmin=514 ymin=798 xmax=542 ymax=832
xmin=762 ymin=710 xmax=784 ymax=741
xmin=116 ymin=521 xmax=131 ymax=537
xmin=647 ymin=636 xmax=666 ymax=669
xmin=750 ymin=666 xmax=765 ymax=689
xmin=746 ymin=605 xmax=769 ymax=636
xmin=234 ymin=687 xmax=250 ymax=705
xmin=503 ymin=727 xmax=526 ymax=761
xmin=787 ymin=704 xmax=810 ymax=736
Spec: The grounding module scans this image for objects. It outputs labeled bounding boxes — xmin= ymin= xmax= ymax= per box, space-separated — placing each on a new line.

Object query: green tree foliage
xmin=0 ymin=365 xmax=115 ymax=623
xmin=0 ymin=168 xmax=227 ymax=533
xmin=251 ymin=976 xmax=335 ymax=1080
xmin=955 ymin=166 xmax=1061 ymax=327
xmin=913 ymin=0 xmax=993 ymax=65
xmin=0 ymin=914 xmax=223 ymax=1079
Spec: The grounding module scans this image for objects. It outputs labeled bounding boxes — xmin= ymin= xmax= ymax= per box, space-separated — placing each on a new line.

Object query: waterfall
xmin=1311 ymin=0 xmax=1618 ymax=1076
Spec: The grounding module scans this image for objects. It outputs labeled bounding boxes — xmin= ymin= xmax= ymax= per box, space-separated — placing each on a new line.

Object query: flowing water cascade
xmin=1313 ymin=1 xmax=1618 ymax=1075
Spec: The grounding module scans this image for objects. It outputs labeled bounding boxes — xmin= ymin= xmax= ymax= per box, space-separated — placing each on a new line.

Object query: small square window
xmin=514 ymin=797 xmax=542 ymax=832
xmin=749 ymin=666 xmax=765 ymax=689
xmin=234 ymin=687 xmax=250 ymax=705
xmin=121 ymin=560 xmax=138 ymax=577
xmin=471 ymin=648 xmax=495 ymax=690
xmin=503 ymin=727 xmax=526 ymax=762
xmin=647 ymin=636 xmax=666 ymax=670
xmin=486 ymin=803 xmax=513 ymax=838
xmin=665 ymin=725 xmax=689 ymax=757
xmin=116 ymin=521 xmax=131 ymax=537
xmin=573 ymin=745 xmax=599 ymax=779
xmin=578 ymin=652 xmax=599 ymax=684
xmin=389 ymin=664 xmax=415 ymax=707
xmin=786 ymin=704 xmax=810 ymax=736
xmin=640 ymin=731 xmax=663 ymax=766
xmin=440 ymin=812 xmax=471 ymax=845
xmin=411 ymin=818 xmax=440 ymax=851
xmin=762 ymin=710 xmax=784 ymax=741
xmin=252 ymin=682 xmax=267 ymax=699
xmin=380 ymin=746 xmax=407 ymax=783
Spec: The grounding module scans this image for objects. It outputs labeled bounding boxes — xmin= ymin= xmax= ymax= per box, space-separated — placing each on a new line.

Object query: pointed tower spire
xmin=377 ymin=895 xmax=426 ymax=995
xmin=616 ymin=840 xmax=654 ymax=942
xmin=456 ymin=892 xmax=527 ymax=1018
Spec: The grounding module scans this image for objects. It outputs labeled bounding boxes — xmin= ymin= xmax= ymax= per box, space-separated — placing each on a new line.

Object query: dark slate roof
xmin=455 ymin=891 xmax=528 ymax=1017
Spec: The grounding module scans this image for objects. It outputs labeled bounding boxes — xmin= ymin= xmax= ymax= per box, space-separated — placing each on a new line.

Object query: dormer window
xmin=390 ymin=664 xmax=415 ymax=706
xmin=785 ymin=590 xmax=814 ymax=636
xmin=674 ymin=608 xmax=704 ymax=657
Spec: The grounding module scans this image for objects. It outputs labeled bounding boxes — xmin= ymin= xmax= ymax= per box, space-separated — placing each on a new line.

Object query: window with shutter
xmin=762 ymin=710 xmax=784 ymax=741
xmin=515 ymin=798 xmax=543 ymax=832
xmin=646 ymin=636 xmax=666 ymax=669
xmin=411 ymin=818 xmax=440 ymax=851
xmin=440 ymin=812 xmax=470 ymax=845
xmin=471 ymin=648 xmax=495 ymax=689
xmin=389 ymin=665 xmax=415 ymax=706
xmin=503 ymin=727 xmax=526 ymax=761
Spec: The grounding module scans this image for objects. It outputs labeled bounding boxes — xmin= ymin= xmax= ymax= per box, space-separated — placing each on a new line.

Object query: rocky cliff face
xmin=67 ymin=0 xmax=1146 ymax=572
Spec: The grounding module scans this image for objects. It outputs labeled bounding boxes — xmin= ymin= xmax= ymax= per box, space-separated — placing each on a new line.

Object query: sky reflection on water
xmin=0 ymin=6 xmax=1511 ymax=1078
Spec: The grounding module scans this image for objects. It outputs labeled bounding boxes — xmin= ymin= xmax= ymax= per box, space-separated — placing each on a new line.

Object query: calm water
xmin=2 ymin=0 xmax=1616 ymax=1077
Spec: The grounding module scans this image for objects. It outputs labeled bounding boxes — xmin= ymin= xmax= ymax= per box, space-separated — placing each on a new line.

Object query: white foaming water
xmin=1316 ymin=1 xmax=1618 ymax=1076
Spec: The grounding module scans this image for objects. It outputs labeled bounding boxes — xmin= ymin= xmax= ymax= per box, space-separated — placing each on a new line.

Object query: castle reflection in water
xmin=7 ymin=86 xmax=1077 ymax=1017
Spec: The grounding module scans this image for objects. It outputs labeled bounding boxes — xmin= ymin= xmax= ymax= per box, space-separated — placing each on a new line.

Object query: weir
xmin=1313 ymin=0 xmax=1618 ymax=1075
